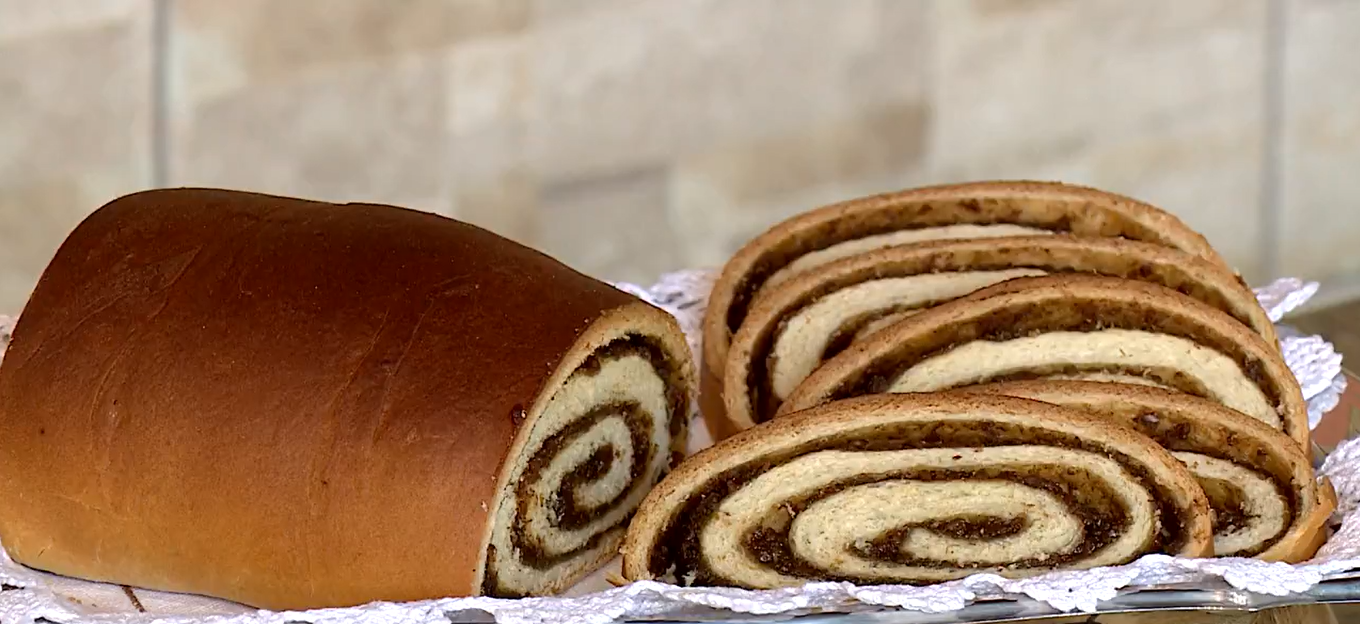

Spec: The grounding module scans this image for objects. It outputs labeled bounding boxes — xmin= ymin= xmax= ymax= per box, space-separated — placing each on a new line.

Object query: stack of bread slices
xmin=622 ymin=180 xmax=1335 ymax=590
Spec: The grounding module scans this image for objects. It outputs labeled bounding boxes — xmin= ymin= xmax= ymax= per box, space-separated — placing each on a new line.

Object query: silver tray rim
xmin=617 ymin=577 xmax=1360 ymax=624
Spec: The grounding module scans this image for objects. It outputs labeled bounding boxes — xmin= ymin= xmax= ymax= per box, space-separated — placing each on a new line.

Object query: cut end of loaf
xmin=622 ymin=393 xmax=1211 ymax=589
xmin=479 ymin=303 xmax=693 ymax=598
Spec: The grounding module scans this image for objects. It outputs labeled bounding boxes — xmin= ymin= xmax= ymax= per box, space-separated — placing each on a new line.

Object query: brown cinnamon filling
xmin=830 ymin=299 xmax=1285 ymax=433
xmin=507 ymin=402 xmax=649 ymax=577
xmin=821 ymin=305 xmax=928 ymax=361
xmin=545 ymin=403 xmax=650 ymax=533
xmin=975 ymin=365 xmax=1212 ymax=398
xmin=742 ymin=466 xmax=1126 ymax=582
xmin=1123 ymin=406 xmax=1294 ymax=556
xmin=1199 ymin=477 xmax=1253 ymax=536
xmin=747 ymin=259 xmax=1257 ymax=424
xmin=913 ymin=515 xmax=1028 ymax=541
xmin=753 ymin=297 xmax=974 ymax=424
xmin=482 ymin=333 xmax=690 ymax=598
xmin=648 ymin=418 xmax=1185 ymax=587
xmin=988 ymin=397 xmax=1299 ymax=556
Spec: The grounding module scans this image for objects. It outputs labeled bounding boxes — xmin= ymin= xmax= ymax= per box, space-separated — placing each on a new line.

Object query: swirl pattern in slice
xmin=780 ymin=275 xmax=1310 ymax=450
xmin=717 ymin=236 xmax=1275 ymax=438
xmin=482 ymin=331 xmax=689 ymax=597
xmin=700 ymin=181 xmax=1236 ymax=431
xmin=961 ymin=381 xmax=1332 ymax=561
xmin=622 ymin=394 xmax=1212 ymax=588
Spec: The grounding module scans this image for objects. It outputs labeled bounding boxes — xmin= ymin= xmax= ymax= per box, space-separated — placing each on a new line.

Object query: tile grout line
xmin=150 ymin=0 xmax=172 ymax=188
xmin=1259 ymin=0 xmax=1288 ymax=280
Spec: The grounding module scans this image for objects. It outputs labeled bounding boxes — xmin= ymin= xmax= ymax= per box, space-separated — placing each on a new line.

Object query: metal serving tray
xmin=645 ymin=577 xmax=1360 ymax=624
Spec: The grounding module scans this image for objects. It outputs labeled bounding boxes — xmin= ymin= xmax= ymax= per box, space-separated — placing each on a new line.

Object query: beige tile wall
xmin=1 ymin=0 xmax=1359 ymax=314
xmin=0 ymin=0 xmax=154 ymax=312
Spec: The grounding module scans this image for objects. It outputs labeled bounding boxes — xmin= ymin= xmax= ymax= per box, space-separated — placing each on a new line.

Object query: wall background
xmin=2 ymin=0 xmax=1359 ymax=314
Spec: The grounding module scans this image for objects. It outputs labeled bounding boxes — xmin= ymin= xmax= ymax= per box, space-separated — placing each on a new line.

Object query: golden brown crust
xmin=701 ymin=180 xmax=1233 ymax=432
xmin=622 ymin=392 xmax=1214 ymax=582
xmin=700 ymin=362 xmax=743 ymax=442
xmin=712 ymin=236 xmax=1274 ymax=438
xmin=959 ymin=380 xmax=1326 ymax=562
xmin=0 ymin=189 xmax=690 ymax=609
xmin=780 ymin=275 xmax=1309 ymax=450
xmin=1288 ymin=478 xmax=1338 ymax=563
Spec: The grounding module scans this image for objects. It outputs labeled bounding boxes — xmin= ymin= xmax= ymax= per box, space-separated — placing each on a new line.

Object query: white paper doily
xmin=0 ymin=273 xmax=1352 ymax=624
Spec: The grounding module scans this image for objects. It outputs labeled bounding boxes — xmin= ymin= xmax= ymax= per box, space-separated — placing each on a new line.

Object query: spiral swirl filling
xmin=482 ymin=335 xmax=687 ymax=597
xmin=968 ymin=382 xmax=1306 ymax=557
xmin=748 ymin=261 xmax=1261 ymax=425
xmin=725 ymin=201 xmax=1170 ymax=337
xmin=740 ymin=464 xmax=1128 ymax=580
xmin=828 ymin=300 xmax=1287 ymax=429
xmin=1120 ymin=406 xmax=1296 ymax=556
xmin=971 ymin=365 xmax=1212 ymax=397
xmin=647 ymin=419 xmax=1187 ymax=587
xmin=510 ymin=400 xmax=653 ymax=564
xmin=1191 ymin=465 xmax=1289 ymax=555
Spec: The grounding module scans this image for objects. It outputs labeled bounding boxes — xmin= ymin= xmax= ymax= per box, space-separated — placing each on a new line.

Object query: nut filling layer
xmin=646 ymin=420 xmax=1189 ymax=588
xmin=512 ymin=399 xmax=652 ymax=563
xmin=727 ymin=208 xmax=1171 ymax=338
xmin=483 ymin=335 xmax=688 ymax=598
xmin=730 ymin=243 xmax=1275 ymax=435
xmin=831 ymin=300 xmax=1289 ymax=430
xmin=742 ymin=466 xmax=1130 ymax=581
xmin=1176 ymin=454 xmax=1291 ymax=556
xmin=973 ymin=365 xmax=1211 ymax=397
xmin=964 ymin=381 xmax=1319 ymax=560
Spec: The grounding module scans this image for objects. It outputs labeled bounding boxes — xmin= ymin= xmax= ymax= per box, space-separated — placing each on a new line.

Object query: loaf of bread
xmin=963 ymin=381 xmax=1333 ymax=562
xmin=622 ymin=393 xmax=1213 ymax=588
xmin=715 ymin=236 xmax=1274 ymax=439
xmin=781 ymin=275 xmax=1310 ymax=450
xmin=0 ymin=189 xmax=694 ymax=609
xmin=699 ymin=181 xmax=1237 ymax=429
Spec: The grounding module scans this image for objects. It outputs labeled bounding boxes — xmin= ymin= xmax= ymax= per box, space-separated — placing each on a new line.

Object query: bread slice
xmin=781 ymin=275 xmax=1309 ymax=451
xmin=699 ymin=181 xmax=1236 ymax=432
xmin=961 ymin=381 xmax=1331 ymax=562
xmin=622 ymin=393 xmax=1212 ymax=588
xmin=0 ymin=189 xmax=694 ymax=609
xmin=714 ymin=236 xmax=1274 ymax=439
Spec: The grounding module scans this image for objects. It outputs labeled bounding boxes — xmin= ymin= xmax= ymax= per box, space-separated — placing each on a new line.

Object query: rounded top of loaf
xmin=14 ymin=187 xmax=640 ymax=381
